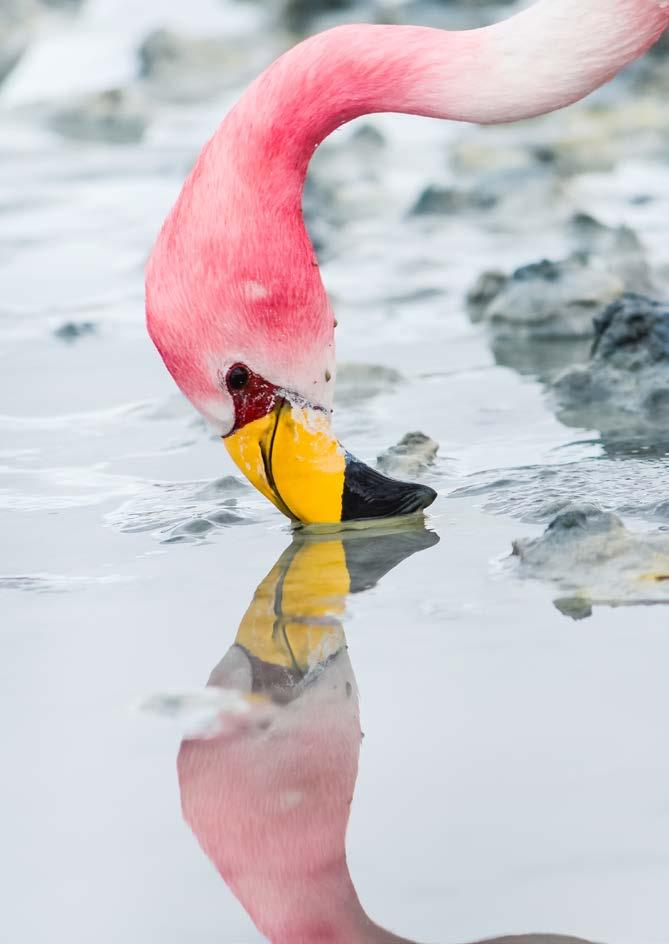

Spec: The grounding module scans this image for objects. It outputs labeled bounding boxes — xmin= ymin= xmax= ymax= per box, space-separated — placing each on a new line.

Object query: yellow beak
xmin=224 ymin=401 xmax=436 ymax=526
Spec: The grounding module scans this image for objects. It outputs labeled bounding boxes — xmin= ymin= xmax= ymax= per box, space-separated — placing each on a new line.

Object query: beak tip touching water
xmin=342 ymin=454 xmax=437 ymax=522
xmin=225 ymin=400 xmax=438 ymax=526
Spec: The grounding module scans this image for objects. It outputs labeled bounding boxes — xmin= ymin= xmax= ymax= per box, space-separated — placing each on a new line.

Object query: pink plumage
xmin=177 ymin=655 xmax=368 ymax=944
xmin=146 ymin=0 xmax=669 ymax=435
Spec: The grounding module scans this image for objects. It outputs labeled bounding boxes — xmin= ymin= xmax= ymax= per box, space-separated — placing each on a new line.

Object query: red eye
xmin=227 ymin=364 xmax=250 ymax=391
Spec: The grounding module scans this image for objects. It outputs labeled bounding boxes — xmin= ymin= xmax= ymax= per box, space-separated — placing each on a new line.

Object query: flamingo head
xmin=145 ymin=174 xmax=436 ymax=527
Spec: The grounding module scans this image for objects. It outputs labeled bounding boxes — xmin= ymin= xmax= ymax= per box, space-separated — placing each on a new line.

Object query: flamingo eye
xmin=227 ymin=364 xmax=250 ymax=391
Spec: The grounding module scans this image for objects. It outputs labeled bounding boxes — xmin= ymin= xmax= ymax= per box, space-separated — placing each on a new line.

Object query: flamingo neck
xmin=204 ymin=0 xmax=668 ymax=203
xmin=146 ymin=0 xmax=668 ymax=411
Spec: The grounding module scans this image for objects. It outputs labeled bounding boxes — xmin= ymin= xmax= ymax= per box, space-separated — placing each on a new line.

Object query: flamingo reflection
xmin=177 ymin=526 xmax=597 ymax=944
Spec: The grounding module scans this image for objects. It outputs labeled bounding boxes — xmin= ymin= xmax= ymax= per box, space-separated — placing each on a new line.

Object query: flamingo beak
xmin=224 ymin=400 xmax=437 ymax=526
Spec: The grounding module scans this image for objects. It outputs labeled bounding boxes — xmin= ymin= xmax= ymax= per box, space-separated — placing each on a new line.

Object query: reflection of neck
xmin=178 ymin=653 xmax=420 ymax=944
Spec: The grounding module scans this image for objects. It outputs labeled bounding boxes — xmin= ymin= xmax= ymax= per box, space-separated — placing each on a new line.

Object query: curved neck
xmin=211 ymin=1 xmax=668 ymax=203
xmin=146 ymin=0 xmax=668 ymax=412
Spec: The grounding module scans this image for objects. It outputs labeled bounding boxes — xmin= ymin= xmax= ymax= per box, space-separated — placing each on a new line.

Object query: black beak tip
xmin=405 ymin=483 xmax=438 ymax=514
xmin=342 ymin=454 xmax=438 ymax=522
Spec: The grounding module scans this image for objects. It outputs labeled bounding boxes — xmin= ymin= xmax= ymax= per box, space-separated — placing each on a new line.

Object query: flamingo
xmin=177 ymin=528 xmax=596 ymax=943
xmin=146 ymin=0 xmax=669 ymax=526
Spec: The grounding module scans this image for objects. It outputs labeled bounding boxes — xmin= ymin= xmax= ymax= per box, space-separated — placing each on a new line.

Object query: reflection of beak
xmin=207 ymin=522 xmax=439 ymax=701
xmin=224 ymin=401 xmax=437 ymax=526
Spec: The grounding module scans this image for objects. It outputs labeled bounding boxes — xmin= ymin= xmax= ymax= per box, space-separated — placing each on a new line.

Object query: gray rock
xmin=568 ymin=213 xmax=652 ymax=291
xmin=467 ymin=270 xmax=508 ymax=324
xmin=377 ymin=431 xmax=438 ymax=478
xmin=53 ymin=321 xmax=96 ymax=342
xmin=468 ymin=256 xmax=625 ymax=340
xmin=468 ymin=220 xmax=651 ymax=340
xmin=553 ymin=293 xmax=669 ymax=438
xmin=512 ymin=505 xmax=669 ymax=618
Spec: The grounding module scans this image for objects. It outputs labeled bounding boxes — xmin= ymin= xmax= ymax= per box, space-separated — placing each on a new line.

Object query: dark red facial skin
xmin=223 ymin=364 xmax=329 ymax=435
xmin=223 ymin=365 xmax=283 ymax=435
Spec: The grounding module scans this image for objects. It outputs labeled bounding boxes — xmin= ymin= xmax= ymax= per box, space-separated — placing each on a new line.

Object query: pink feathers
xmin=146 ymin=1 xmax=669 ymax=433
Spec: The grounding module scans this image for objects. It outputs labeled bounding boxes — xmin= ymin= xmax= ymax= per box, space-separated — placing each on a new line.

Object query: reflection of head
xmin=177 ymin=526 xmax=437 ymax=944
xmin=206 ymin=526 xmax=439 ymax=701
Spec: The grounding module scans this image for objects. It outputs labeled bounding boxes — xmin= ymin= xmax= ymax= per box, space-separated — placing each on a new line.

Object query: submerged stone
xmin=553 ymin=293 xmax=669 ymax=439
xmin=512 ymin=504 xmax=669 ymax=618
xmin=53 ymin=321 xmax=96 ymax=342
xmin=377 ymin=431 xmax=438 ymax=479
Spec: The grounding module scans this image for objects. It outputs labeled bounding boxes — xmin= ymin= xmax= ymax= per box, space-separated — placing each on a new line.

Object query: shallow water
xmin=2 ymin=2 xmax=669 ymax=943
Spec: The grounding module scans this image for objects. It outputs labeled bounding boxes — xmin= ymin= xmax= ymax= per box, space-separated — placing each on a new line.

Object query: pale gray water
xmin=2 ymin=2 xmax=669 ymax=943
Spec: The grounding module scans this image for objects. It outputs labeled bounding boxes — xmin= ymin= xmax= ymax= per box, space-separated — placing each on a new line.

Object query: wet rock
xmin=468 ymin=256 xmax=625 ymax=340
xmin=567 ymin=213 xmax=652 ymax=291
xmin=512 ymin=504 xmax=669 ymax=618
xmin=377 ymin=431 xmax=438 ymax=479
xmin=49 ymin=88 xmax=147 ymax=144
xmin=552 ymin=293 xmax=669 ymax=439
xmin=467 ymin=271 xmax=508 ymax=323
xmin=468 ymin=216 xmax=652 ymax=341
xmin=53 ymin=321 xmax=96 ymax=342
